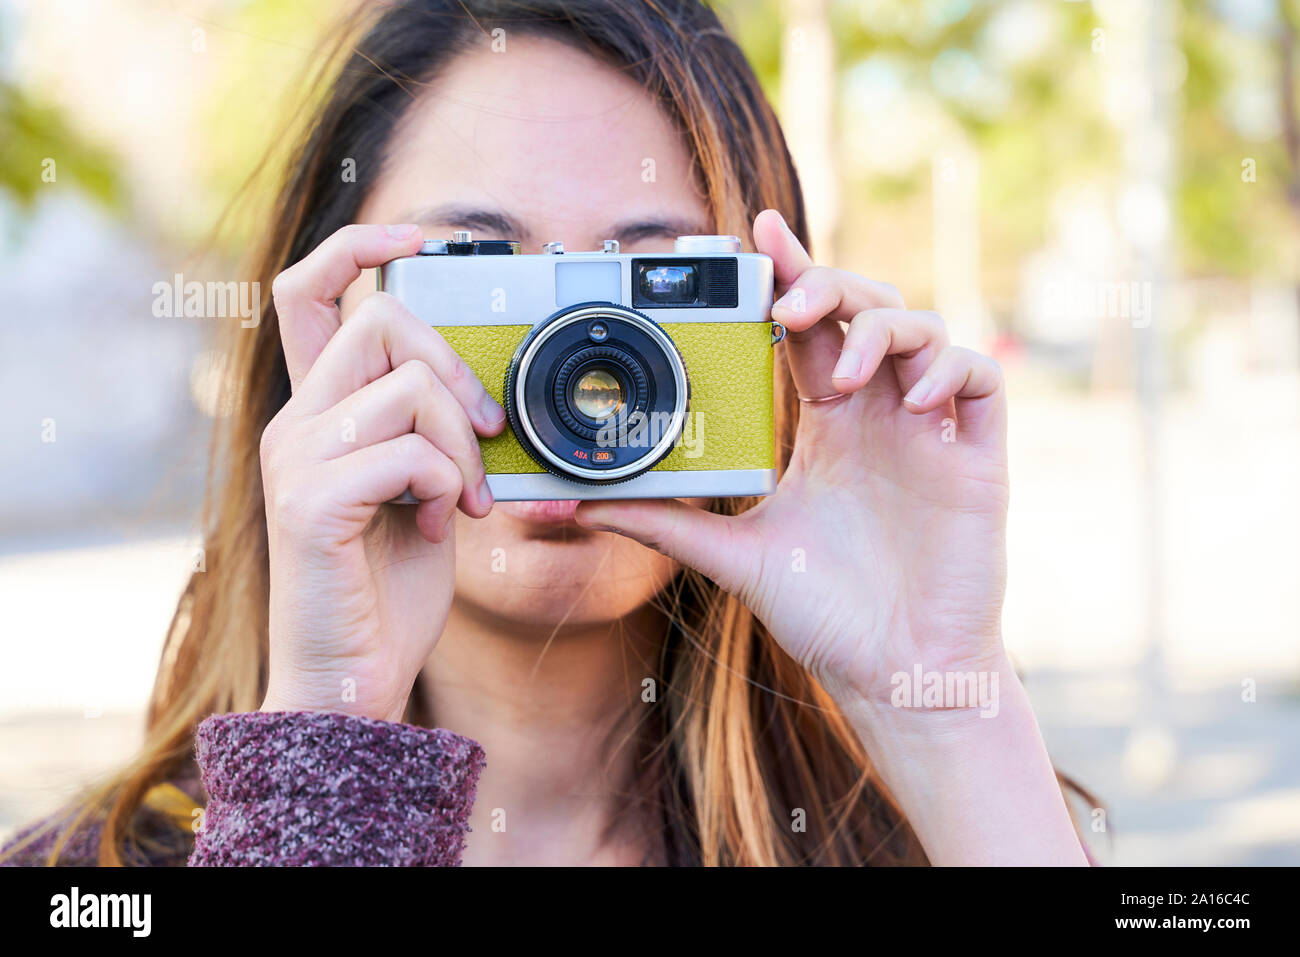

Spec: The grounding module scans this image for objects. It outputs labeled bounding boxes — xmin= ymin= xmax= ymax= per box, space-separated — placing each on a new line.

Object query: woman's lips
xmin=499 ymin=499 xmax=582 ymax=524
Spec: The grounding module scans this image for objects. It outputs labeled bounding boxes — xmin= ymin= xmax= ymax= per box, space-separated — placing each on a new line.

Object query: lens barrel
xmin=505 ymin=303 xmax=689 ymax=484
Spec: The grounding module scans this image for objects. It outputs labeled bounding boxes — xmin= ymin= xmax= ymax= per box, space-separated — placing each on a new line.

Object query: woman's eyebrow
xmin=400 ymin=203 xmax=528 ymax=241
xmin=606 ymin=217 xmax=710 ymax=245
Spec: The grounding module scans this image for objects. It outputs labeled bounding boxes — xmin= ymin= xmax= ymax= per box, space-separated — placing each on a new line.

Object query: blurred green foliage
xmin=1176 ymin=0 xmax=1298 ymax=277
xmin=0 ymin=81 xmax=123 ymax=211
xmin=716 ymin=0 xmax=1299 ymax=283
xmin=1 ymin=0 xmax=1296 ymax=285
xmin=191 ymin=0 xmax=347 ymax=246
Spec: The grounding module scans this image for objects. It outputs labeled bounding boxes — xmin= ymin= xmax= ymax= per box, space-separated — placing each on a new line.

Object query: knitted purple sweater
xmin=1 ymin=711 xmax=486 ymax=867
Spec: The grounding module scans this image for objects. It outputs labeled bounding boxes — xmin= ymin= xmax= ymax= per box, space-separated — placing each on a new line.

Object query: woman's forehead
xmin=357 ymin=36 xmax=709 ymax=251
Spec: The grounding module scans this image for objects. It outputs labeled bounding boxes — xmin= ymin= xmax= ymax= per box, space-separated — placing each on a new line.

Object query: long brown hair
xmin=33 ymin=0 xmax=937 ymax=866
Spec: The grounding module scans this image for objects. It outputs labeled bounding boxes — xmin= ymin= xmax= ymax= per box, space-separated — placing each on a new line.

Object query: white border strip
xmin=486 ymin=468 xmax=776 ymax=501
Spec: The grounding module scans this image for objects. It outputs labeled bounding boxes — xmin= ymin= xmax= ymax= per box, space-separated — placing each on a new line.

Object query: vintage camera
xmin=380 ymin=232 xmax=777 ymax=501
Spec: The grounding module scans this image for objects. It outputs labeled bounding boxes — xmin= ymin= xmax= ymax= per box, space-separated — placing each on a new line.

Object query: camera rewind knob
xmin=673 ymin=235 xmax=741 ymax=254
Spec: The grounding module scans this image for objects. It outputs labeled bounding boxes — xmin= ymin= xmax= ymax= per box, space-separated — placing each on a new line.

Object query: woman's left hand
xmin=576 ymin=209 xmax=1088 ymax=865
xmin=576 ymin=209 xmax=1010 ymax=709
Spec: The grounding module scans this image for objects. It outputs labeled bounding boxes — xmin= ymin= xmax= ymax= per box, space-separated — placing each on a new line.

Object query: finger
xmin=752 ymin=209 xmax=905 ymax=400
xmin=832 ymin=308 xmax=950 ymax=397
xmin=574 ymin=499 xmax=752 ymax=594
xmin=753 ymin=208 xmax=813 ymax=289
xmin=272 ymin=223 xmax=426 ymax=391
xmin=311 ymin=359 xmax=493 ymax=517
xmin=770 ymin=266 xmax=906 ymax=333
xmin=295 ymin=291 xmax=507 ymax=435
xmin=319 ymin=432 xmax=463 ymax=543
xmin=902 ymin=345 xmax=1006 ymax=444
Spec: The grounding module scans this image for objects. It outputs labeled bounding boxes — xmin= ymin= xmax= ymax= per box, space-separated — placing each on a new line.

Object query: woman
xmin=4 ymin=0 xmax=1091 ymax=866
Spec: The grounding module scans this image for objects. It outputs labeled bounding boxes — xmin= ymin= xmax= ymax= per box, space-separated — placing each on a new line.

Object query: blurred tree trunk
xmin=779 ymin=0 xmax=838 ymax=263
xmin=932 ymin=131 xmax=992 ymax=348
xmin=1279 ymin=2 xmax=1300 ymax=326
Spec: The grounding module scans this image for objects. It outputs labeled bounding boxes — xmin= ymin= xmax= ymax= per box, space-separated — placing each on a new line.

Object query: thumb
xmin=574 ymin=499 xmax=750 ymax=593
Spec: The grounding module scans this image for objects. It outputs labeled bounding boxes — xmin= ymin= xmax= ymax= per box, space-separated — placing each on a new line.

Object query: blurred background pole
xmin=932 ymin=131 xmax=992 ymax=349
xmin=1109 ymin=0 xmax=1178 ymax=788
xmin=780 ymin=0 xmax=839 ymax=264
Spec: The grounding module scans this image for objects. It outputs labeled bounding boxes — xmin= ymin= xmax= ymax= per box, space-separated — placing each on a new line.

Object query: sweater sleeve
xmin=1 ymin=782 xmax=198 ymax=867
xmin=188 ymin=711 xmax=485 ymax=867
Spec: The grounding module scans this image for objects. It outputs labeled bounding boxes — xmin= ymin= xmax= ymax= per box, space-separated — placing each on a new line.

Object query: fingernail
xmin=905 ymin=376 xmax=934 ymax=406
xmin=386 ymin=223 xmax=420 ymax=239
xmin=772 ymin=289 xmax=797 ymax=313
xmin=478 ymin=478 xmax=494 ymax=510
xmin=776 ymin=211 xmax=809 ymax=253
xmin=480 ymin=393 xmax=506 ymax=426
xmin=832 ymin=348 xmax=862 ymax=380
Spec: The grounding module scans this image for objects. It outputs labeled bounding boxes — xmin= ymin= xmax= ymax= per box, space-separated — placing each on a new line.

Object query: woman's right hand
xmin=257 ymin=224 xmax=506 ymax=722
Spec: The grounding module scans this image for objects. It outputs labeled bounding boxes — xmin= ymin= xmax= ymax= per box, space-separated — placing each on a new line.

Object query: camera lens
xmin=505 ymin=303 xmax=689 ymax=484
xmin=638 ymin=264 xmax=698 ymax=304
xmin=571 ymin=367 xmax=623 ymax=420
